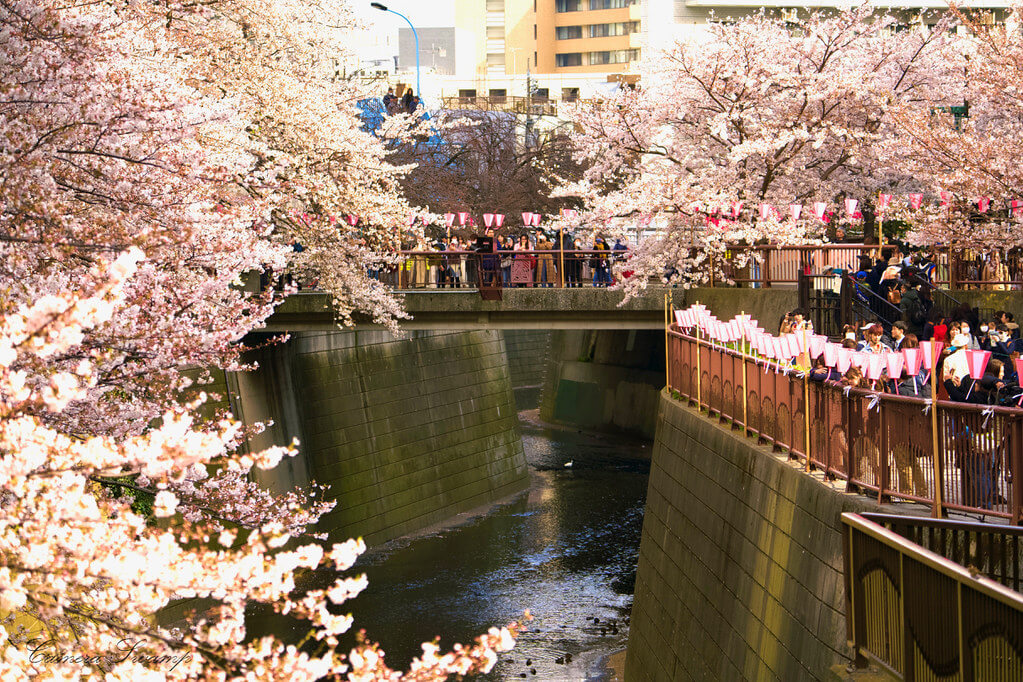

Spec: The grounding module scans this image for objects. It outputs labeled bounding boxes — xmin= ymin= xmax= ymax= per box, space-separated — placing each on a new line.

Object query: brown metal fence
xmin=843 ymin=512 xmax=1023 ymax=680
xmin=666 ymin=326 xmax=1023 ymax=522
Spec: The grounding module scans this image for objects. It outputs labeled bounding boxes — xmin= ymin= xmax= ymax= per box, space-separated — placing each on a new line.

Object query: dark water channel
xmin=344 ymin=413 xmax=650 ymax=680
xmin=250 ymin=411 xmax=650 ymax=680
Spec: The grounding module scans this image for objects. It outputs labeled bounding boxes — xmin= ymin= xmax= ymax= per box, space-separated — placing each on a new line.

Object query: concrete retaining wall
xmin=626 ymin=392 xmax=887 ymax=681
xmin=231 ymin=330 xmax=529 ymax=547
xmin=539 ymin=330 xmax=665 ymax=438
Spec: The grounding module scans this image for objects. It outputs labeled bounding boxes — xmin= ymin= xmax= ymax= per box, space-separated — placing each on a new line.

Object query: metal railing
xmin=439 ymin=95 xmax=560 ymax=117
xmin=379 ymin=249 xmax=630 ymax=291
xmin=843 ymin=512 xmax=1023 ymax=680
xmin=666 ymin=326 xmax=1023 ymax=522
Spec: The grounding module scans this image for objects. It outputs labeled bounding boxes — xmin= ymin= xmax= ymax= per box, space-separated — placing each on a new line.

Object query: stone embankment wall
xmin=230 ymin=330 xmax=529 ymax=547
xmin=503 ymin=330 xmax=551 ymax=409
xmin=626 ymin=391 xmax=892 ymax=681
xmin=538 ymin=330 xmax=665 ymax=438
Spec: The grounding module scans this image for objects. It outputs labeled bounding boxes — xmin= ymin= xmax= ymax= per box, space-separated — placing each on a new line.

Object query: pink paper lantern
xmin=878 ymin=193 xmax=891 ymax=209
xmin=531 ymin=213 xmax=542 ymax=226
xmin=921 ymin=342 xmax=944 ymax=370
xmin=964 ymin=349 xmax=991 ymax=381
xmin=794 ymin=331 xmax=809 ymax=354
xmin=823 ymin=343 xmax=839 ymax=368
xmin=940 ymin=191 xmax=951 ymax=206
xmin=1014 ymin=357 xmax=1023 ymax=381
xmin=809 ymin=336 xmax=826 ymax=359
xmin=458 ymin=211 xmax=469 ymax=225
xmin=785 ymin=334 xmax=801 ymax=357
xmin=909 ymin=193 xmax=923 ymax=209
xmin=790 ymin=204 xmax=802 ymax=221
xmin=445 ymin=213 xmax=456 ymax=226
xmin=886 ymin=353 xmax=905 ymax=380
xmin=853 ymin=351 xmax=869 ymax=370
xmin=759 ymin=203 xmax=774 ymax=221
xmin=407 ymin=214 xmax=418 ymax=226
xmin=494 ymin=214 xmax=506 ymax=227
xmin=813 ymin=202 xmax=827 ymax=221
xmin=903 ymin=348 xmax=923 ymax=376
xmin=837 ymin=348 xmax=853 ymax=374
xmin=866 ymin=353 xmax=885 ymax=381
xmin=731 ymin=201 xmax=743 ymax=219
xmin=771 ymin=337 xmax=784 ymax=359
xmin=674 ymin=310 xmax=686 ymax=328
xmin=521 ymin=212 xmax=531 ymax=226
xmin=346 ymin=214 xmax=359 ymax=226
xmin=978 ymin=197 xmax=990 ymax=213
xmin=845 ymin=198 xmax=859 ymax=216
xmin=483 ymin=213 xmax=495 ymax=227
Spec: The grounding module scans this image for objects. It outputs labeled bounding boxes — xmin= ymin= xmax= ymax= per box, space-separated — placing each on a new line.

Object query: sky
xmin=349 ymin=1 xmax=456 ymax=63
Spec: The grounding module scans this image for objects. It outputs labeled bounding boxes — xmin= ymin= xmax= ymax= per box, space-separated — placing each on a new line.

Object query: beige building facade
xmin=455 ymin=0 xmax=644 ymax=78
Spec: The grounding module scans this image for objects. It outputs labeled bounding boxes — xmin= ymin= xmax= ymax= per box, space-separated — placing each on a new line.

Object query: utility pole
xmin=525 ymin=58 xmax=533 ymax=151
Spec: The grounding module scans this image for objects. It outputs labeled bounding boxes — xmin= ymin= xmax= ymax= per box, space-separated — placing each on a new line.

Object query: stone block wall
xmin=539 ymin=330 xmax=665 ymax=438
xmin=287 ymin=330 xmax=529 ymax=546
xmin=626 ymin=392 xmax=888 ymax=681
xmin=502 ymin=330 xmax=551 ymax=388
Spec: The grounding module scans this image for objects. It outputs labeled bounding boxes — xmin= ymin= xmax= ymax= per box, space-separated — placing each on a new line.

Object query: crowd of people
xmin=399 ymin=230 xmax=629 ymax=289
xmin=784 ymin=303 xmax=1023 ymax=407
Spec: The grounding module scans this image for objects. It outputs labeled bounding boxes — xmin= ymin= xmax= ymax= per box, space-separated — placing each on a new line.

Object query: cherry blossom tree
xmin=555 ymin=6 xmax=953 ymax=293
xmin=881 ymin=4 xmax=1023 ymax=252
xmin=0 ymin=0 xmax=523 ymax=677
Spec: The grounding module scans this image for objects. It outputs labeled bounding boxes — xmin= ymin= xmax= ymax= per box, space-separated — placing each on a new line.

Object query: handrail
xmin=843 ymin=512 xmax=1023 ymax=679
xmin=665 ymin=324 xmax=1023 ymax=522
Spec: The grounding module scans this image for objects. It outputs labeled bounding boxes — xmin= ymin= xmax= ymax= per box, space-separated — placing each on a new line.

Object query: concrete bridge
xmin=264 ymin=288 xmax=676 ymax=332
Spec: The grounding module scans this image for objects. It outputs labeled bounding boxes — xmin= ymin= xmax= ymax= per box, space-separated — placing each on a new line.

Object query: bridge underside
xmin=261 ymin=289 xmax=675 ymax=332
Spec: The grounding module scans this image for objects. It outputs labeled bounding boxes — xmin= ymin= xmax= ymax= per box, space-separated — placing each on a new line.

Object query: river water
xmin=338 ymin=412 xmax=651 ymax=680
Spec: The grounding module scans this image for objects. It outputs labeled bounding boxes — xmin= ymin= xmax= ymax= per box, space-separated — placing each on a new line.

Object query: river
xmin=249 ymin=410 xmax=650 ymax=680
xmin=338 ymin=411 xmax=650 ymax=680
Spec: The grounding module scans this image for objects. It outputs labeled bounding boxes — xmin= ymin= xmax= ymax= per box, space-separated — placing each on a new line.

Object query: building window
xmin=589 ymin=21 xmax=639 ymax=37
xmin=534 ymin=88 xmax=550 ymax=99
xmin=589 ymin=0 xmax=636 ymax=9
xmin=458 ymin=89 xmax=477 ymax=101
xmin=556 ymin=0 xmax=583 ymax=12
xmin=562 ymin=87 xmax=580 ymax=102
xmin=556 ymin=25 xmax=583 ymax=40
xmin=556 ymin=53 xmax=583 ymax=67
xmin=587 ymin=48 xmax=639 ymax=65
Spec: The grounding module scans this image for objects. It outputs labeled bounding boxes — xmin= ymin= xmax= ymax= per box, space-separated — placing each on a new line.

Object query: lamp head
xmin=370 ymin=2 xmax=388 ymax=10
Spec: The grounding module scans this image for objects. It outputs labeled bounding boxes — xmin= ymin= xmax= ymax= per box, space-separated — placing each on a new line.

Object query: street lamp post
xmin=370 ymin=2 xmax=420 ymax=101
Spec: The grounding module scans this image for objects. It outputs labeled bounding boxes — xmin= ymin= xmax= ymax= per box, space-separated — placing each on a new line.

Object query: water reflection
xmin=251 ymin=417 xmax=650 ymax=681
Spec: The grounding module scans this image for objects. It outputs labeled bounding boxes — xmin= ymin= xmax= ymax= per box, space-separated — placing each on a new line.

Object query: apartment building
xmin=454 ymin=0 xmax=646 ymax=76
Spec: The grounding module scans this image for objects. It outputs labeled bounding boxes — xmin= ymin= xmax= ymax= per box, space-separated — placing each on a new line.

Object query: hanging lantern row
xmin=751 ymin=193 xmax=1023 ymax=224
xmin=673 ymin=304 xmax=1013 ymax=395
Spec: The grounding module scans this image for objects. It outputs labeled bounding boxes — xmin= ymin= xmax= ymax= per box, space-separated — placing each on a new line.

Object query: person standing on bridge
xmin=592 ymin=237 xmax=611 ymax=287
xmin=535 ymin=234 xmax=556 ymax=287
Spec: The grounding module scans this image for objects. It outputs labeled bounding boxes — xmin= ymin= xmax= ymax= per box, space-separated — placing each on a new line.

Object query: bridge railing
xmin=842 ymin=512 xmax=1023 ymax=680
xmin=666 ymin=326 xmax=1023 ymax=522
xmin=379 ymin=250 xmax=630 ymax=290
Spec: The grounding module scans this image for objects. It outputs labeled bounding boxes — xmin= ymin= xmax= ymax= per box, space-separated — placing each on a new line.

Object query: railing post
xmin=741 ymin=311 xmax=749 ymax=436
xmin=931 ymin=377 xmax=944 ymax=518
xmin=695 ymin=313 xmax=702 ymax=409
xmin=664 ymin=293 xmax=670 ymax=391
xmin=804 ymin=371 xmax=812 ymax=472
xmin=1013 ymin=417 xmax=1023 ymax=525
xmin=949 ymin=247 xmax=958 ymax=291
xmin=764 ymin=249 xmax=772 ymax=289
